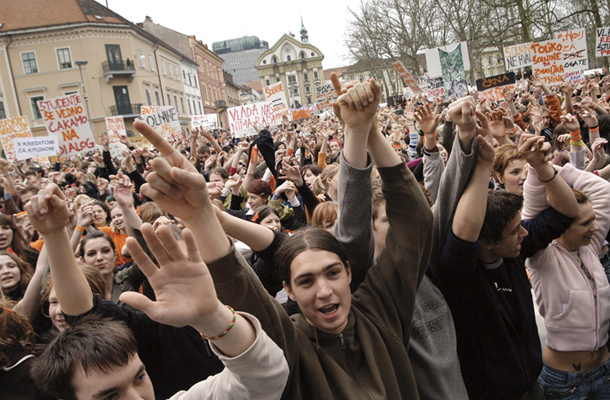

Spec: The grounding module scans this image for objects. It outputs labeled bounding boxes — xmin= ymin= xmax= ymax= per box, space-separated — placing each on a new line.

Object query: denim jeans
xmin=539 ymin=359 xmax=610 ymax=399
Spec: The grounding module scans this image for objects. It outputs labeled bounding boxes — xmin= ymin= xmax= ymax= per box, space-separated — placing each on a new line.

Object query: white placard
xmin=14 ymin=137 xmax=58 ymax=160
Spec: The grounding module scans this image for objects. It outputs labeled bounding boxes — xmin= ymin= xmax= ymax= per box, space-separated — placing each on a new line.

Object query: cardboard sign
xmin=392 ymin=61 xmax=422 ymax=93
xmin=105 ymin=116 xmax=128 ymax=158
xmin=556 ymin=28 xmax=588 ymax=83
xmin=227 ymin=102 xmax=275 ymax=138
xmin=139 ymin=106 xmax=182 ymax=139
xmin=191 ymin=114 xmax=218 ymax=130
xmin=504 ymin=43 xmax=533 ymax=70
xmin=14 ymin=137 xmax=58 ymax=160
xmin=596 ymin=27 xmax=610 ymax=57
xmin=476 ymin=72 xmax=517 ymax=101
xmin=0 ymin=116 xmax=34 ymax=161
xmin=264 ymin=82 xmax=292 ymax=122
xmin=291 ymin=109 xmax=312 ymax=121
xmin=315 ymin=83 xmax=338 ymax=111
xmin=424 ymin=77 xmax=445 ymax=100
xmin=531 ymin=39 xmax=565 ymax=86
xmin=38 ymin=94 xmax=96 ymax=157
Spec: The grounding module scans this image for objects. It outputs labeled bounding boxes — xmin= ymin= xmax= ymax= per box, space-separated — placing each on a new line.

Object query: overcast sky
xmin=96 ymin=0 xmax=359 ymax=69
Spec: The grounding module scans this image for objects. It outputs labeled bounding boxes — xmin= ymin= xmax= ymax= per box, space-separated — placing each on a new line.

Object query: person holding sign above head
xmin=131 ymin=77 xmax=433 ymax=399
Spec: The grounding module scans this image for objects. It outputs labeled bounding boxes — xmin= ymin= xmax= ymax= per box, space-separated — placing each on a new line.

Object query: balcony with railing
xmin=102 ymin=59 xmax=136 ymax=83
xmin=214 ymin=100 xmax=227 ymax=109
xmin=110 ymin=103 xmax=142 ymax=118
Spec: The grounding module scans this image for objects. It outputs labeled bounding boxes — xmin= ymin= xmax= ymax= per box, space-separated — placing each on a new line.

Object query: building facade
xmin=255 ymin=29 xmax=324 ymax=109
xmin=0 ymin=0 xmax=195 ymax=139
xmin=213 ymin=36 xmax=269 ymax=86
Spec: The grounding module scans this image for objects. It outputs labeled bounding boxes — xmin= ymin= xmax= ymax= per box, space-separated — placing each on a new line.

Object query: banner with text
xmin=227 ymin=102 xmax=275 ymax=138
xmin=476 ymin=72 xmax=516 ymax=100
xmin=556 ymin=28 xmax=588 ymax=83
xmin=191 ymin=114 xmax=218 ymax=130
xmin=0 ymin=116 xmax=34 ymax=161
xmin=140 ymin=106 xmax=182 ymax=139
xmin=291 ymin=109 xmax=312 ymax=121
xmin=15 ymin=137 xmax=58 ymax=161
xmin=596 ymin=27 xmax=610 ymax=57
xmin=264 ymin=82 xmax=292 ymax=122
xmin=315 ymin=83 xmax=338 ymax=111
xmin=392 ymin=61 xmax=422 ymax=93
xmin=424 ymin=77 xmax=445 ymax=100
xmin=105 ymin=116 xmax=128 ymax=158
xmin=531 ymin=39 xmax=565 ymax=86
xmin=38 ymin=94 xmax=95 ymax=157
xmin=504 ymin=43 xmax=533 ymax=70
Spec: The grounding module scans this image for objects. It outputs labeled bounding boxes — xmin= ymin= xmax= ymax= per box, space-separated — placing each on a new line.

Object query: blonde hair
xmin=312 ymin=164 xmax=340 ymax=196
xmin=311 ymin=201 xmax=339 ymax=230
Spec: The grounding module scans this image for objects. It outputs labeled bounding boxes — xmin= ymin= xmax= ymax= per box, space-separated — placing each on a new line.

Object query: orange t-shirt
xmin=99 ymin=226 xmax=132 ymax=266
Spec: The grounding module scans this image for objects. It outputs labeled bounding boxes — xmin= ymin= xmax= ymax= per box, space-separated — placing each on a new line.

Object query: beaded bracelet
xmin=538 ymin=168 xmax=558 ymax=183
xmin=202 ymin=305 xmax=236 ymax=341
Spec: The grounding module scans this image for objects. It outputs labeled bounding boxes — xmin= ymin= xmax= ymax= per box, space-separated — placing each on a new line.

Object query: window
xmin=138 ymin=50 xmax=145 ymax=68
xmin=167 ymin=94 xmax=171 ymax=106
xmin=263 ymin=60 xmax=267 ymax=64
xmin=198 ymin=102 xmax=202 ymax=114
xmin=57 ymin=48 xmax=72 ymax=69
xmin=287 ymin=55 xmax=291 ymax=61
xmin=175 ymin=66 xmax=179 ymax=81
xmin=162 ymin=60 xmax=167 ymax=76
xmin=145 ymin=89 xmax=152 ymax=106
xmin=30 ymin=96 xmax=43 ymax=119
xmin=266 ymin=79 xmax=270 ymax=86
xmin=488 ymin=56 xmax=492 ymax=65
xmin=169 ymin=64 xmax=174 ymax=78
xmin=314 ymin=71 xmax=318 ymax=80
xmin=305 ymin=86 xmax=310 ymax=94
xmin=0 ymin=101 xmax=5 ymax=120
xmin=183 ymin=70 xmax=186 ymax=82
xmin=300 ymin=51 xmax=306 ymax=59
xmin=288 ymin=75 xmax=296 ymax=85
xmin=188 ymin=99 xmax=193 ymax=114
xmin=188 ymin=74 xmax=192 ymax=86
xmin=149 ymin=54 xmax=155 ymax=72
xmin=174 ymin=96 xmax=178 ymax=111
xmin=307 ymin=97 xmax=311 ymax=105
xmin=276 ymin=77 xmax=280 ymax=83
xmin=272 ymin=56 xmax=278 ymax=64
xmin=155 ymin=91 xmax=161 ymax=106
xmin=180 ymin=97 xmax=185 ymax=114
xmin=304 ymin=73 xmax=309 ymax=82
xmin=22 ymin=52 xmax=38 ymax=74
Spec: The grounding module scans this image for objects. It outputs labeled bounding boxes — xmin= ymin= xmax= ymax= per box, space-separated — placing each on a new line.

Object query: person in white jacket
xmin=25 ymin=184 xmax=289 ymax=400
xmin=523 ymin=162 xmax=610 ymax=399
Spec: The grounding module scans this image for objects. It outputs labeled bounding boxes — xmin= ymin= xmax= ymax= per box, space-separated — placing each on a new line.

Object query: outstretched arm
xmin=25 ymin=184 xmax=93 ymax=316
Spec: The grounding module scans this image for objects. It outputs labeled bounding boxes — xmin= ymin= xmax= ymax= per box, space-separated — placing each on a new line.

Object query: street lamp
xmin=75 ymin=60 xmax=93 ymax=130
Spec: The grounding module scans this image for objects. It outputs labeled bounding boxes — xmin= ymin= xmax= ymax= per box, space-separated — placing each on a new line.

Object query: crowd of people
xmin=2 ymin=69 xmax=610 ymax=399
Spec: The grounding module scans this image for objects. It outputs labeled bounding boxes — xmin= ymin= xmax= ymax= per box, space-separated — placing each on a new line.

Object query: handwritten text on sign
xmin=392 ymin=61 xmax=422 ymax=93
xmin=15 ymin=137 xmax=58 ymax=161
xmin=503 ymin=43 xmax=533 ymax=70
xmin=315 ymin=83 xmax=338 ymax=111
xmin=227 ymin=102 xmax=275 ymax=138
xmin=191 ymin=114 xmax=218 ymax=130
xmin=264 ymin=82 xmax=291 ymax=122
xmin=531 ymin=39 xmax=565 ymax=86
xmin=0 ymin=116 xmax=33 ymax=161
xmin=105 ymin=116 xmax=127 ymax=158
xmin=556 ymin=28 xmax=588 ymax=83
xmin=139 ymin=106 xmax=182 ymax=139
xmin=476 ymin=72 xmax=517 ymax=101
xmin=38 ymin=94 xmax=95 ymax=157
xmin=596 ymin=27 xmax=610 ymax=57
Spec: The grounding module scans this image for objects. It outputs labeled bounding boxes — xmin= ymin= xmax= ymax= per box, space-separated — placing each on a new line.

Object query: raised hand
xmin=76 ymin=203 xmax=94 ymax=228
xmin=336 ymin=79 xmax=381 ymax=133
xmin=133 ymin=120 xmax=209 ymax=222
xmin=415 ymin=104 xmax=439 ymax=136
xmin=475 ymin=112 xmax=495 ymax=164
xmin=518 ymin=134 xmax=552 ymax=169
xmin=279 ymin=160 xmax=304 ymax=187
xmin=99 ymin=133 xmax=110 ymax=148
xmin=25 ymin=184 xmax=69 ymax=234
xmin=119 ymin=224 xmax=221 ymax=329
xmin=448 ymin=96 xmax=477 ymax=133
xmin=560 ymin=113 xmax=580 ymax=132
xmin=581 ymin=107 xmax=599 ymax=128
xmin=111 ymin=171 xmax=134 ymax=208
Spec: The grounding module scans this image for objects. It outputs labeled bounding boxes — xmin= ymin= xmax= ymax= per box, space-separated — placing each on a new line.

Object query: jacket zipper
xmin=338 ymin=333 xmax=372 ymax=400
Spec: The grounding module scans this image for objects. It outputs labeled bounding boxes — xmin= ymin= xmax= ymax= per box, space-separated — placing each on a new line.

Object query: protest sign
xmin=0 ymin=116 xmax=36 ymax=161
xmin=392 ymin=61 xmax=422 ymax=93
xmin=292 ymin=109 xmax=312 ymax=121
xmin=264 ymin=82 xmax=292 ymax=122
xmin=191 ymin=114 xmax=218 ymax=130
xmin=531 ymin=39 xmax=565 ymax=86
xmin=424 ymin=77 xmax=445 ymax=100
xmin=38 ymin=94 xmax=95 ymax=157
xmin=315 ymin=83 xmax=338 ymax=111
xmin=503 ymin=43 xmax=533 ymax=70
xmin=476 ymin=72 xmax=516 ymax=100
xmin=556 ymin=28 xmax=588 ymax=83
xmin=105 ymin=116 xmax=128 ymax=158
xmin=227 ymin=102 xmax=275 ymax=138
xmin=596 ymin=27 xmax=610 ymax=57
xmin=139 ymin=106 xmax=182 ymax=139
xmin=425 ymin=41 xmax=471 ymax=77
xmin=14 ymin=137 xmax=58 ymax=161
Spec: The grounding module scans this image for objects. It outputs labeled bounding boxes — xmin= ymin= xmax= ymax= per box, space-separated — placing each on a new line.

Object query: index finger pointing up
xmin=134 ymin=120 xmax=175 ymax=157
